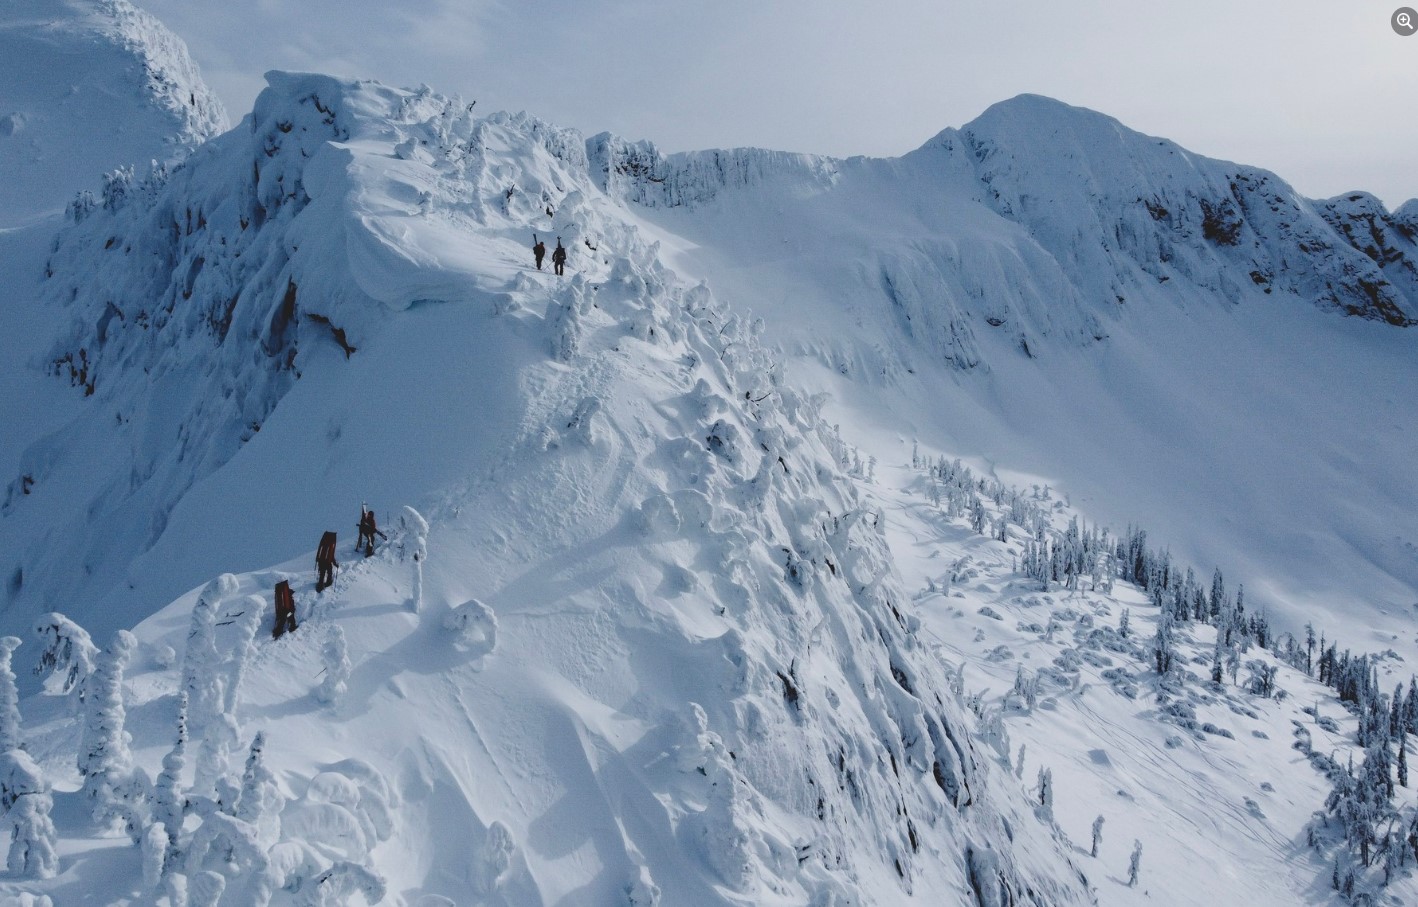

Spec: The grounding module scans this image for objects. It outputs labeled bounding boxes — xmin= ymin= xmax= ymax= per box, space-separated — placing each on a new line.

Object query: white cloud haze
xmin=143 ymin=0 xmax=1417 ymax=206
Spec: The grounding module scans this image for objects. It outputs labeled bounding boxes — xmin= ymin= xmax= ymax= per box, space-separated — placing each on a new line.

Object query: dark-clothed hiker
xmin=316 ymin=530 xmax=338 ymax=592
xmin=273 ymin=580 xmax=297 ymax=638
xmin=533 ymin=234 xmax=546 ymax=270
xmin=357 ymin=506 xmax=384 ymax=557
xmin=552 ymin=238 xmax=567 ymax=276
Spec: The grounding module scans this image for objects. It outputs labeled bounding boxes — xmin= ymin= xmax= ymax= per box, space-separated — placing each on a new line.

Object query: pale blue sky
xmin=144 ymin=0 xmax=1417 ymax=207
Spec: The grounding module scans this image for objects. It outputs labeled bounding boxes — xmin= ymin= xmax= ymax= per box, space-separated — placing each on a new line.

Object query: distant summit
xmin=0 ymin=0 xmax=226 ymax=225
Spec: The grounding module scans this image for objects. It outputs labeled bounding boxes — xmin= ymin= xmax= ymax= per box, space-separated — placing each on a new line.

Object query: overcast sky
xmin=143 ymin=0 xmax=1417 ymax=207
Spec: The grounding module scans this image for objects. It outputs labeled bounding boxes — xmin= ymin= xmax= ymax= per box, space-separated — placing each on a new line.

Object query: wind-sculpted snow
xmin=0 ymin=0 xmax=226 ymax=225
xmin=0 ymin=73 xmax=1092 ymax=904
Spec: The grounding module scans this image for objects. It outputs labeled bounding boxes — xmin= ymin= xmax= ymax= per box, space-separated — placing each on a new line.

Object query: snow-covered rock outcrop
xmin=0 ymin=0 xmax=226 ymax=225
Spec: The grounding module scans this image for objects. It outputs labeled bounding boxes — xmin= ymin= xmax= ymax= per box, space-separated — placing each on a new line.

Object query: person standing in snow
xmin=532 ymin=234 xmax=546 ymax=271
xmin=272 ymin=580 xmax=297 ymax=638
xmin=315 ymin=531 xmax=338 ymax=593
xmin=552 ymin=238 xmax=567 ymax=276
xmin=357 ymin=505 xmax=385 ymax=557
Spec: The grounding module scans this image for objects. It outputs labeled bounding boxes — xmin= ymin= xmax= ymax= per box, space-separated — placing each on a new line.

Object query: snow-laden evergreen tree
xmin=7 ymin=788 xmax=59 ymax=879
xmin=1152 ymin=613 xmax=1175 ymax=675
xmin=317 ymin=626 xmax=351 ymax=705
xmin=1036 ymin=767 xmax=1054 ymax=824
xmin=225 ymin=596 xmax=264 ymax=713
xmin=193 ymin=712 xmax=240 ymax=803
xmin=80 ymin=630 xmax=136 ymax=800
xmin=182 ymin=575 xmax=238 ymax=726
xmin=399 ymin=506 xmax=429 ymax=613
xmin=0 ymin=636 xmax=22 ymax=751
xmin=1091 ymin=815 xmax=1104 ymax=858
xmin=1127 ymin=839 xmax=1143 ymax=887
xmin=235 ymin=732 xmax=284 ymax=847
xmin=188 ymin=869 xmax=226 ymax=907
xmin=142 ymin=821 xmax=168 ymax=890
xmin=154 ymin=691 xmax=190 ymax=865
xmin=32 ymin=611 xmax=98 ymax=696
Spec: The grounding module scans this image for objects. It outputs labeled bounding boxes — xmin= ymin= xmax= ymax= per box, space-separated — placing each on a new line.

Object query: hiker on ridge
xmin=533 ymin=234 xmax=546 ymax=270
xmin=552 ymin=237 xmax=567 ymax=276
xmin=315 ymin=530 xmax=338 ymax=592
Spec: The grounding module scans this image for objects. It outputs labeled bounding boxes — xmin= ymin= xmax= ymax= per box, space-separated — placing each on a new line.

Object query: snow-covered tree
xmin=235 ymin=732 xmax=284 ymax=846
xmin=0 ymin=636 xmax=22 ymax=751
xmin=142 ymin=821 xmax=168 ymax=890
xmin=1127 ymin=839 xmax=1143 ymax=887
xmin=80 ymin=630 xmax=136 ymax=795
xmin=193 ymin=712 xmax=240 ymax=803
xmin=32 ymin=612 xmax=97 ymax=697
xmin=7 ymin=788 xmax=58 ymax=879
xmin=155 ymin=691 xmax=190 ymax=859
xmin=1036 ymin=767 xmax=1054 ymax=824
xmin=183 ymin=575 xmax=238 ymax=725
xmin=1091 ymin=815 xmax=1104 ymax=858
xmin=225 ymin=596 xmax=264 ymax=713
xmin=188 ymin=869 xmax=226 ymax=907
xmin=317 ymin=627 xmax=351 ymax=705
xmin=399 ymin=506 xmax=429 ymax=613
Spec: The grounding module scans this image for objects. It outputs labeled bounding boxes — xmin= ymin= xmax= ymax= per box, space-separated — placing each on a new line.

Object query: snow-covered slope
xmin=0 ymin=72 xmax=1092 ymax=905
xmin=607 ymin=95 xmax=1418 ymax=659
xmin=0 ymin=0 xmax=226 ymax=226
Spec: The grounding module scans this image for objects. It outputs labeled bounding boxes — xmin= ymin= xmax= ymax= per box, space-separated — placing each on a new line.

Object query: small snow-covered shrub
xmin=444 ymin=599 xmax=497 ymax=657
xmin=316 ymin=627 xmax=351 ymax=704
xmin=476 ymin=820 xmax=515 ymax=894
xmin=301 ymin=861 xmax=386 ymax=907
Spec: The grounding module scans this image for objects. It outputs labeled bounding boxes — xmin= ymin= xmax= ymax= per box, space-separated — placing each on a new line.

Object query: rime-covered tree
xmin=400 ymin=506 xmax=429 ymax=613
xmin=32 ymin=612 xmax=98 ymax=697
xmin=1127 ymin=840 xmax=1142 ymax=887
xmin=6 ymin=788 xmax=58 ymax=879
xmin=80 ymin=630 xmax=136 ymax=793
xmin=225 ymin=596 xmax=264 ymax=713
xmin=317 ymin=626 xmax=351 ymax=705
xmin=235 ymin=732 xmax=284 ymax=848
xmin=1090 ymin=815 xmax=1104 ymax=858
xmin=154 ymin=692 xmax=190 ymax=865
xmin=0 ymin=637 xmax=23 ymax=751
xmin=183 ymin=575 xmax=238 ymax=725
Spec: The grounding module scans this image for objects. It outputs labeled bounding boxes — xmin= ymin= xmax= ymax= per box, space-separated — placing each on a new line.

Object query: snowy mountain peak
xmin=0 ymin=0 xmax=226 ymax=225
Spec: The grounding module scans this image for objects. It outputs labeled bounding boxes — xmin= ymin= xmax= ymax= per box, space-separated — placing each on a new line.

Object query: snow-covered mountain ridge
xmin=0 ymin=0 xmax=1413 ymax=896
xmin=0 ymin=71 xmax=1101 ymax=905
xmin=597 ymin=94 xmax=1415 ymax=332
xmin=0 ymin=0 xmax=226 ymax=226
